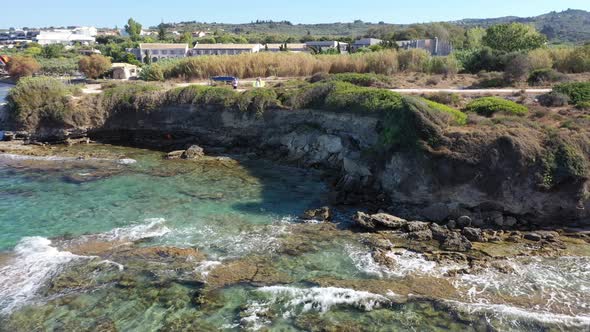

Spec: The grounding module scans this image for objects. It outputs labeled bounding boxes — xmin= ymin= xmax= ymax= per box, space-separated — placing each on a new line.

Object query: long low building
xmin=263 ymin=43 xmax=308 ymax=52
xmin=129 ymin=43 xmax=189 ymax=63
xmin=191 ymin=43 xmax=262 ymax=56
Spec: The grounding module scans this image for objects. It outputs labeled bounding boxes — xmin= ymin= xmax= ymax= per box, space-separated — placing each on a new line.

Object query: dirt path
xmin=388 ymin=88 xmax=552 ymax=95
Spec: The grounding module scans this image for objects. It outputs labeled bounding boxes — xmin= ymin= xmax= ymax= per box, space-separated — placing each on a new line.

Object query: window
xmin=162 ymin=50 xmax=168 ymax=55
xmin=152 ymin=50 xmax=159 ymax=55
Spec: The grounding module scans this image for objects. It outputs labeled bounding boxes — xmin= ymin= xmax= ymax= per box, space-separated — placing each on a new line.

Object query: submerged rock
xmin=353 ymin=212 xmax=407 ymax=231
xmin=302 ymin=206 xmax=332 ymax=222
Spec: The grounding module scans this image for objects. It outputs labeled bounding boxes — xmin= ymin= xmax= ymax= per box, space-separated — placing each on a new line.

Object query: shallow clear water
xmin=0 ymin=144 xmax=589 ymax=331
xmin=0 ymin=83 xmax=9 ymax=102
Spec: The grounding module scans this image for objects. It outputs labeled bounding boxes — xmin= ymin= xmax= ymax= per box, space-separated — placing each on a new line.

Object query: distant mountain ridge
xmin=164 ymin=9 xmax=589 ymax=45
xmin=453 ymin=9 xmax=590 ymax=44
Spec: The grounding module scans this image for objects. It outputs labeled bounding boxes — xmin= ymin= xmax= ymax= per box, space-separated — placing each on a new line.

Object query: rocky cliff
xmin=26 ymin=102 xmax=580 ymax=227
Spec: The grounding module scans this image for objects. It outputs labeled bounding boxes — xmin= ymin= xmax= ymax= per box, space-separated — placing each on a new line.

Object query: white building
xmin=35 ymin=26 xmax=97 ymax=45
xmin=112 ymin=63 xmax=140 ymax=80
xmin=191 ymin=43 xmax=262 ymax=56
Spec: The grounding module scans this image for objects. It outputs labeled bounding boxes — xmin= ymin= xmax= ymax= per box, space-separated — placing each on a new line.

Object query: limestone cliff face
xmin=12 ymin=104 xmax=590 ymax=225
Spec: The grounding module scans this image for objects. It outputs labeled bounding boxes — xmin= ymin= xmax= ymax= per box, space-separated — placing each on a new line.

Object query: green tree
xmin=465 ymin=27 xmax=486 ymax=49
xmin=125 ymin=18 xmax=142 ymax=40
xmin=179 ymin=32 xmax=193 ymax=46
xmin=78 ymin=54 xmax=112 ymax=79
xmin=158 ymin=23 xmax=167 ymax=41
xmin=483 ymin=23 xmax=547 ymax=52
xmin=42 ymin=44 xmax=65 ymax=58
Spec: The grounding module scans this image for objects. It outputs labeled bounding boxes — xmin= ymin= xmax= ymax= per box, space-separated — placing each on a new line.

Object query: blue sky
xmin=1 ymin=0 xmax=589 ymax=28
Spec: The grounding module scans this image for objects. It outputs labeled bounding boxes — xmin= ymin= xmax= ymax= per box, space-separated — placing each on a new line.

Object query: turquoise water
xmin=0 ymin=144 xmax=589 ymax=331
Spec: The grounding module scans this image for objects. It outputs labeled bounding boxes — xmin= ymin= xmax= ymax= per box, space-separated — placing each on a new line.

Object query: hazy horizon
xmin=1 ymin=0 xmax=589 ymax=29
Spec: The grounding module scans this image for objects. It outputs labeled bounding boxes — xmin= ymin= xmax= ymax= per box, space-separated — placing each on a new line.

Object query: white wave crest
xmin=93 ymin=218 xmax=171 ymax=242
xmin=241 ymin=286 xmax=392 ymax=329
xmin=447 ymin=300 xmax=590 ymax=328
xmin=347 ymin=245 xmax=465 ymax=278
xmin=0 ymin=153 xmax=136 ymax=165
xmin=0 ymin=237 xmax=88 ymax=315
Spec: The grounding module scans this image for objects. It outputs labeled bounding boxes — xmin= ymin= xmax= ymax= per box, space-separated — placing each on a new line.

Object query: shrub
xmin=527 ymin=68 xmax=566 ymax=86
xmin=527 ymin=49 xmax=553 ymax=70
xmin=423 ymin=99 xmax=467 ymax=125
xmin=503 ymin=53 xmax=531 ymax=83
xmin=101 ymin=82 xmax=164 ymax=112
xmin=323 ymin=82 xmax=403 ymax=113
xmin=541 ymin=138 xmax=588 ymax=188
xmin=363 ymin=50 xmax=399 ymax=75
xmin=6 ymin=77 xmax=74 ymax=129
xmin=464 ymin=97 xmax=529 ymax=117
xmin=425 ymin=92 xmax=461 ymax=106
xmin=398 ymin=49 xmax=430 ymax=72
xmin=78 ymin=54 xmax=112 ymax=79
xmin=537 ymin=92 xmax=570 ymax=107
xmin=38 ymin=57 xmax=79 ymax=76
xmin=6 ymin=56 xmax=41 ymax=80
xmin=576 ymin=101 xmax=590 ymax=110
xmin=553 ymin=82 xmax=590 ymax=104
xmin=165 ymin=85 xmax=208 ymax=104
xmin=328 ymin=73 xmax=393 ymax=87
xmin=140 ymin=64 xmax=165 ymax=81
xmin=237 ymin=88 xmax=279 ymax=115
xmin=475 ymin=71 xmax=506 ymax=88
xmin=427 ymin=56 xmax=459 ymax=76
xmin=562 ymin=45 xmax=590 ymax=73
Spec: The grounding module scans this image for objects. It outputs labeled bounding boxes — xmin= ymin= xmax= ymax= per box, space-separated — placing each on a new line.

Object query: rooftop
xmin=265 ymin=43 xmax=307 ymax=49
xmin=139 ymin=43 xmax=189 ymax=49
xmin=193 ymin=43 xmax=261 ymax=49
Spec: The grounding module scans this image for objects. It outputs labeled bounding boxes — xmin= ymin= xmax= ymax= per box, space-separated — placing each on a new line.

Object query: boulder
xmin=353 ymin=212 xmax=407 ymax=231
xmin=446 ymin=220 xmax=457 ymax=230
xmin=430 ymin=223 xmax=450 ymax=241
xmin=462 ymin=227 xmax=484 ymax=242
xmin=457 ymin=216 xmax=472 ymax=228
xmin=182 ymin=145 xmax=205 ymax=159
xmin=422 ymin=203 xmax=450 ymax=222
xmin=524 ymin=233 xmax=542 ymax=242
xmin=440 ymin=232 xmax=472 ymax=252
xmin=407 ymin=229 xmax=433 ymax=241
xmin=536 ymin=231 xmax=560 ymax=242
xmin=302 ymin=207 xmax=332 ymax=222
xmin=165 ymin=150 xmax=185 ymax=160
xmin=404 ymin=221 xmax=430 ymax=232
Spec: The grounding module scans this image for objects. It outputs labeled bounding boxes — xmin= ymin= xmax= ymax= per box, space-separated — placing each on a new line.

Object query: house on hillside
xmin=112 ymin=63 xmax=140 ymax=80
xmin=191 ymin=43 xmax=262 ymax=56
xmin=396 ymin=37 xmax=452 ymax=56
xmin=351 ymin=38 xmax=383 ymax=51
xmin=305 ymin=41 xmax=349 ymax=53
xmin=129 ymin=43 xmax=189 ymax=63
xmin=263 ymin=43 xmax=308 ymax=53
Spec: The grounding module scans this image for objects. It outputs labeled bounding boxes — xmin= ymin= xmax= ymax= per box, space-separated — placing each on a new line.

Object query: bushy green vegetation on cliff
xmin=6 ymin=77 xmax=81 ymax=130
xmin=464 ymin=97 xmax=529 ymax=117
xmin=553 ymin=82 xmax=590 ymax=105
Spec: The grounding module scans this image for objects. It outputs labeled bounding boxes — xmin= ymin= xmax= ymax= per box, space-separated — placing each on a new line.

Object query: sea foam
xmin=0 ymin=237 xmax=88 ymax=314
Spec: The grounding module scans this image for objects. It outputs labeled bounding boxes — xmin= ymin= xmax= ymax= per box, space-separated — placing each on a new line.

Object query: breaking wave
xmin=0 ymin=237 xmax=88 ymax=315
xmin=241 ymin=286 xmax=393 ymax=330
